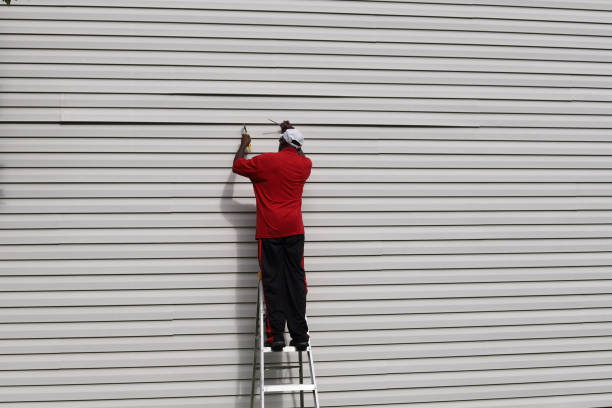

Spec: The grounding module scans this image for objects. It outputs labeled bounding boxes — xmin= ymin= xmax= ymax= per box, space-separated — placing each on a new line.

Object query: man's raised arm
xmin=233 ymin=132 xmax=251 ymax=165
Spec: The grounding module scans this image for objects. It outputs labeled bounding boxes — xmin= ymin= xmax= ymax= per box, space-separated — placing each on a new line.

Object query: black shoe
xmin=264 ymin=339 xmax=286 ymax=351
xmin=290 ymin=339 xmax=309 ymax=351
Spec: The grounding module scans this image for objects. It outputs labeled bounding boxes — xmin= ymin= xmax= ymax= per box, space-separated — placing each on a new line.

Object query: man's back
xmin=232 ymin=124 xmax=313 ymax=350
xmin=233 ymin=147 xmax=312 ymax=239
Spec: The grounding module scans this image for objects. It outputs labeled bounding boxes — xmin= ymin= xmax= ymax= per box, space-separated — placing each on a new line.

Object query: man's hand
xmin=241 ymin=132 xmax=251 ymax=148
xmin=234 ymin=131 xmax=251 ymax=164
xmin=280 ymin=120 xmax=294 ymax=133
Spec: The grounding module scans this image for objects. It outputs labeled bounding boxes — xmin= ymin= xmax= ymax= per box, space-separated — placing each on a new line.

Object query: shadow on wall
xmin=221 ymin=171 xmax=299 ymax=407
xmin=220 ymin=169 xmax=258 ymax=320
xmin=220 ymin=171 xmax=259 ymax=402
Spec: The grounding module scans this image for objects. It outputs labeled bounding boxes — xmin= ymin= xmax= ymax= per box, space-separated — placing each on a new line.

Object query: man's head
xmin=278 ymin=120 xmax=304 ymax=152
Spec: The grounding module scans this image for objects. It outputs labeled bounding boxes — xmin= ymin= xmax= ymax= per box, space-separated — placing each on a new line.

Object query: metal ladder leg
xmin=258 ymin=281 xmax=265 ymax=408
xmin=250 ymin=280 xmax=266 ymax=408
xmin=250 ymin=284 xmax=261 ymax=408
xmin=249 ymin=285 xmax=260 ymax=408
xmin=299 ymin=351 xmax=304 ymax=408
xmin=307 ymin=347 xmax=321 ymax=408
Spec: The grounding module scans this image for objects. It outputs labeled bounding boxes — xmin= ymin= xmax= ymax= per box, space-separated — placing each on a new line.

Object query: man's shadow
xmin=221 ymin=172 xmax=260 ymax=400
xmin=220 ymin=171 xmax=258 ymax=342
xmin=222 ymin=172 xmax=296 ymax=407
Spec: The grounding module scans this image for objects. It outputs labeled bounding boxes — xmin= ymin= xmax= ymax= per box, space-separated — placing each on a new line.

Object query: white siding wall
xmin=1 ymin=1 xmax=612 ymax=406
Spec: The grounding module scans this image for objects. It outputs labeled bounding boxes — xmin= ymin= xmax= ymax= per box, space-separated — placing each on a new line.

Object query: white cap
xmin=281 ymin=128 xmax=304 ymax=149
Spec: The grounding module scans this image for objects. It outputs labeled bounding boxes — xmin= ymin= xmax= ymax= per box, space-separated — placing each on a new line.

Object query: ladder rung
xmin=263 ymin=365 xmax=302 ymax=369
xmin=263 ymin=384 xmax=316 ymax=393
xmin=263 ymin=346 xmax=310 ymax=353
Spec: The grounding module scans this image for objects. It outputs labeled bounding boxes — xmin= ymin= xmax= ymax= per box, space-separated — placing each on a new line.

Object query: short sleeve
xmin=232 ymin=155 xmax=264 ymax=181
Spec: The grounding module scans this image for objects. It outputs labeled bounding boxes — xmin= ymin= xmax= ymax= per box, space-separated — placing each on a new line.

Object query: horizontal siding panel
xmin=280 ymin=380 xmax=612 ymax=406
xmin=2 ymin=211 xmax=612 ymax=229
xmin=8 ymin=354 xmax=612 ymax=385
xmin=6 ymin=34 xmax=612 ymax=64
xmin=2 ymin=369 xmax=612 ymax=402
xmin=2 ymin=264 xmax=612 ymax=289
xmin=4 ymin=325 xmax=612 ymax=355
xmin=4 ymin=62 xmax=612 ymax=82
xmin=9 ymin=0 xmax=612 ymax=12
xmin=4 ymin=292 xmax=612 ymax=321
xmin=3 ymin=326 xmax=612 ymax=354
xmin=313 ymin=393 xmax=612 ymax=408
xmin=1 ymin=294 xmax=612 ymax=322
xmin=196 ymin=322 xmax=612 ymax=347
xmin=1 ymin=395 xmax=612 ymax=408
xmin=4 ymin=51 xmax=612 ymax=74
xmin=2 ymin=252 xmax=612 ymax=275
xmin=5 ymin=224 xmax=612 ymax=244
xmin=4 ymin=107 xmax=612 ymax=127
xmin=3 ymin=295 xmax=612 ymax=322
xmin=3 ymin=153 xmax=612 ymax=169
xmin=3 ymin=238 xmax=612 ymax=259
xmin=2 ymin=282 xmax=612 ymax=307
xmin=3 ymin=138 xmax=611 ymax=155
xmin=1 ymin=241 xmax=609 ymax=262
xmin=3 ymin=321 xmax=612 ymax=355
xmin=2 ymin=183 xmax=610 ymax=198
xmin=12 ymin=72 xmax=612 ymax=89
xmin=13 ymin=0 xmax=612 ymax=23
xmin=4 ymin=7 xmax=612 ymax=36
xmin=0 ymin=365 xmax=308 ymax=387
xmin=3 ymin=77 xmax=612 ymax=101
xmin=1 ymin=394 xmax=612 ymax=408
xmin=4 ymin=375 xmax=612 ymax=405
xmin=0 ymin=364 xmax=285 ymax=386
xmin=2 ymin=337 xmax=612 ymax=368
xmin=2 ymin=309 xmax=612 ymax=338
xmin=4 ymin=21 xmax=612 ymax=50
xmin=5 ymin=168 xmax=612 ymax=183
xmin=0 ymin=241 xmax=609 ymax=262
xmin=1 ymin=336 xmax=609 ymax=371
xmin=9 ymin=93 xmax=612 ymax=112
xmin=4 ymin=124 xmax=612 ymax=142
xmin=2 ymin=197 xmax=612 ymax=213
xmin=364 ymin=0 xmax=612 ymax=12
xmin=3 ymin=241 xmax=612 ymax=260
xmin=3 ymin=267 xmax=612 ymax=291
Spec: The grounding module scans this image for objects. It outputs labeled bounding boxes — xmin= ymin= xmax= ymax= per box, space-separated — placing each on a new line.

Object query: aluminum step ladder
xmin=250 ymin=277 xmax=320 ymax=408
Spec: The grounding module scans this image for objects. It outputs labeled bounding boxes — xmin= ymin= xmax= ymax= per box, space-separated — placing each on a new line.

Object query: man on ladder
xmin=233 ymin=120 xmax=313 ymax=352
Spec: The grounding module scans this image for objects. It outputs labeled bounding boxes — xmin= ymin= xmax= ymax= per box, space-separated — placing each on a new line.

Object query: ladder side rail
xmin=307 ymin=348 xmax=320 ymax=408
xmin=259 ymin=281 xmax=266 ymax=408
xmin=299 ymin=351 xmax=304 ymax=408
xmin=249 ymin=283 xmax=260 ymax=408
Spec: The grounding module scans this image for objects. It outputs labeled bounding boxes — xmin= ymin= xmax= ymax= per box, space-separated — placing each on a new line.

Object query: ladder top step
xmin=263 ymin=346 xmax=310 ymax=353
xmin=263 ymin=384 xmax=316 ymax=393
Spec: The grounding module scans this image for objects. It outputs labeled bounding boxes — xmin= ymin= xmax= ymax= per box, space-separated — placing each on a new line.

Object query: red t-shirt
xmin=233 ymin=147 xmax=312 ymax=239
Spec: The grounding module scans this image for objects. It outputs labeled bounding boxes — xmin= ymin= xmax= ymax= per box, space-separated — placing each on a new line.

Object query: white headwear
xmin=281 ymin=128 xmax=304 ymax=149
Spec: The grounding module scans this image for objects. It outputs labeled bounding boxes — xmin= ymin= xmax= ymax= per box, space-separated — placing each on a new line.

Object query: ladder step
xmin=263 ymin=346 xmax=310 ymax=353
xmin=263 ymin=365 xmax=302 ymax=370
xmin=263 ymin=384 xmax=316 ymax=393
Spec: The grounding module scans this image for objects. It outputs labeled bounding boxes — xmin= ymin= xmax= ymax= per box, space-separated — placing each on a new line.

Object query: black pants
xmin=258 ymin=234 xmax=309 ymax=343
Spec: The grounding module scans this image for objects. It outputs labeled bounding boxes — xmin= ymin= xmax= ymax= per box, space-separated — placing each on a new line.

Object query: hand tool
xmin=242 ymin=124 xmax=252 ymax=152
xmin=262 ymin=119 xmax=283 ymax=135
